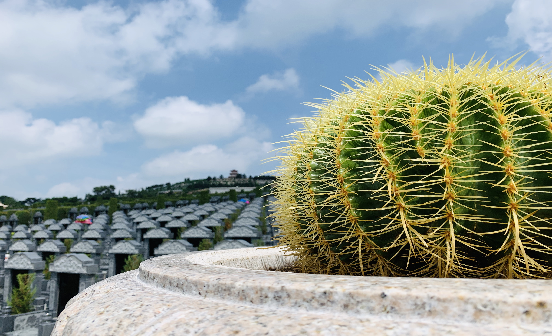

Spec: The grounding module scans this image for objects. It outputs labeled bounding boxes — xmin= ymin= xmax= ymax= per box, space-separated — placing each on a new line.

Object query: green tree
xmin=228 ymin=189 xmax=237 ymax=202
xmin=57 ymin=207 xmax=68 ymax=220
xmin=43 ymin=255 xmax=56 ymax=280
xmin=63 ymin=239 xmax=72 ymax=253
xmin=123 ymin=254 xmax=143 ymax=272
xmin=44 ymin=200 xmax=59 ymax=220
xmin=198 ymin=190 xmax=210 ymax=204
xmin=198 ymin=239 xmax=213 ymax=251
xmin=93 ymin=185 xmax=116 ymax=199
xmin=15 ymin=210 xmax=31 ymax=225
xmin=156 ymin=194 xmax=166 ymax=210
xmin=8 ymin=273 xmax=36 ymax=314
xmin=214 ymin=226 xmax=224 ymax=244
xmin=108 ymin=198 xmax=118 ymax=218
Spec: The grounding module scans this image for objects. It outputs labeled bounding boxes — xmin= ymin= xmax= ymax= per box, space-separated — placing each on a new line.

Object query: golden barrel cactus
xmin=272 ymin=54 xmax=552 ymax=279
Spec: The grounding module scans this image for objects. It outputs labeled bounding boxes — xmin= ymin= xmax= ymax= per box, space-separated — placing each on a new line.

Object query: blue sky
xmin=0 ymin=0 xmax=548 ymax=200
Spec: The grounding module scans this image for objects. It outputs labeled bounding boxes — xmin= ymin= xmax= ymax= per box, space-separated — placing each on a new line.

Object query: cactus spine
xmin=273 ymin=54 xmax=552 ymax=278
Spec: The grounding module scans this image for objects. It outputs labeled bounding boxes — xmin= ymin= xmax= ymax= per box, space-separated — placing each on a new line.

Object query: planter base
xmin=53 ymin=247 xmax=552 ymax=335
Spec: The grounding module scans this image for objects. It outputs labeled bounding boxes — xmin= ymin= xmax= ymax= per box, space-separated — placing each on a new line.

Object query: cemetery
xmin=0 ymin=193 xmax=273 ymax=335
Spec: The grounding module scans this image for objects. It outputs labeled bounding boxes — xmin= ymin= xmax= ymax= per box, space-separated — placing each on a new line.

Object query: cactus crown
xmin=273 ymin=54 xmax=552 ymax=279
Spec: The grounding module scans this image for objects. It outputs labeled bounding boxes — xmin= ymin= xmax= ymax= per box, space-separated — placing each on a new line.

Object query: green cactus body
xmin=274 ymin=55 xmax=552 ymax=278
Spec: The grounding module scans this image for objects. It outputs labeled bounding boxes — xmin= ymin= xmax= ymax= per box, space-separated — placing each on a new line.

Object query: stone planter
xmin=53 ymin=247 xmax=552 ymax=335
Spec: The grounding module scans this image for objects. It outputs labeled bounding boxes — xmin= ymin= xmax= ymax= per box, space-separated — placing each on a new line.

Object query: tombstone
xmin=120 ymin=204 xmax=131 ymax=215
xmin=33 ymin=230 xmax=54 ymax=247
xmin=3 ymin=252 xmax=45 ymax=309
xmin=214 ymin=239 xmax=254 ymax=250
xmin=193 ymin=210 xmax=209 ymax=220
xmin=143 ymin=228 xmax=173 ymax=259
xmin=9 ymin=239 xmax=36 ymax=252
xmin=43 ymin=219 xmax=56 ymax=226
xmin=234 ymin=217 xmax=261 ymax=227
xmin=211 ymin=212 xmax=228 ymax=221
xmin=13 ymin=224 xmax=29 ymax=233
xmin=37 ymin=240 xmax=66 ymax=263
xmin=156 ymin=215 xmax=173 ymax=228
xmin=87 ymin=222 xmax=106 ymax=232
xmin=8 ymin=214 xmax=18 ymax=227
xmin=68 ymin=208 xmax=78 ymax=221
xmin=181 ymin=226 xmax=214 ymax=247
xmin=154 ymin=240 xmax=194 ymax=255
xmin=71 ymin=240 xmax=102 ymax=265
xmin=136 ymin=221 xmax=158 ymax=243
xmin=58 ymin=218 xmax=71 ymax=227
xmin=165 ymin=219 xmax=189 ymax=240
xmin=13 ymin=231 xmax=32 ymax=241
xmin=223 ymin=226 xmax=261 ymax=244
xmin=133 ymin=215 xmax=149 ymax=224
xmin=0 ymin=240 xmax=8 ymax=269
xmin=198 ymin=218 xmax=223 ymax=232
xmin=182 ymin=214 xmax=200 ymax=225
xmin=81 ymin=229 xmax=106 ymax=240
xmin=107 ymin=240 xmax=144 ymax=277
xmin=109 ymin=229 xmax=135 ymax=244
xmin=94 ymin=205 xmax=107 ymax=217
xmin=56 ymin=229 xmax=78 ymax=242
xmin=239 ymin=211 xmax=261 ymax=219
xmin=30 ymin=224 xmax=46 ymax=233
xmin=48 ymin=254 xmax=99 ymax=317
xmin=33 ymin=211 xmax=43 ymax=225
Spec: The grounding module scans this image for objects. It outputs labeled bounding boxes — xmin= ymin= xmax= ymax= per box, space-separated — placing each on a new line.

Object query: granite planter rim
xmin=53 ymin=247 xmax=552 ymax=335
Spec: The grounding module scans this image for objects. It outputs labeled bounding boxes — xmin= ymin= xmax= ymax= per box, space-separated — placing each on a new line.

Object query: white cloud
xmin=134 ymin=96 xmax=246 ymax=148
xmin=233 ymin=0 xmax=507 ymax=49
xmin=46 ymin=182 xmax=81 ymax=198
xmin=141 ymin=136 xmax=274 ymax=178
xmin=0 ymin=110 xmax=122 ymax=169
xmin=386 ymin=60 xmax=415 ymax=74
xmin=0 ymin=0 xmax=507 ymax=109
xmin=245 ymin=68 xmax=300 ymax=96
xmin=502 ymin=0 xmax=552 ymax=62
xmin=0 ymin=0 xmax=236 ymax=109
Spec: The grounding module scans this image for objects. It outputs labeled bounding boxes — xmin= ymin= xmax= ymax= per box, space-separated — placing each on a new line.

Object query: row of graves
xmin=0 ymin=196 xmax=273 ymax=335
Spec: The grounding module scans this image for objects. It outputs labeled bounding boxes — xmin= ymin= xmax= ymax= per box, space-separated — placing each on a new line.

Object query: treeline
xmin=0 ymin=186 xmax=266 ymax=224
xmin=0 ymin=175 xmax=274 ymax=219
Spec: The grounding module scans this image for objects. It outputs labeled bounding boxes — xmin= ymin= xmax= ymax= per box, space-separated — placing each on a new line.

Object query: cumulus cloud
xmin=0 ymin=110 xmax=124 ymax=169
xmin=501 ymin=0 xmax=552 ymax=62
xmin=134 ymin=96 xmax=246 ymax=148
xmin=111 ymin=136 xmax=274 ymax=193
xmin=141 ymin=136 xmax=274 ymax=178
xmin=245 ymin=68 xmax=300 ymax=96
xmin=386 ymin=60 xmax=416 ymax=74
xmin=46 ymin=182 xmax=82 ymax=198
xmin=0 ymin=0 xmax=507 ymax=109
xmin=233 ymin=0 xmax=507 ymax=49
xmin=0 ymin=0 xmax=236 ymax=109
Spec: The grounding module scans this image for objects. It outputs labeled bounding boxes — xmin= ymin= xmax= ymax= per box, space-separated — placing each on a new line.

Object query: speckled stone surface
xmin=53 ymin=247 xmax=552 ymax=335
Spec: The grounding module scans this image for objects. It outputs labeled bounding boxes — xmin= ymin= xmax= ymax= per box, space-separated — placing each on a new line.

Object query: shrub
xmin=8 ymin=273 xmax=36 ymax=314
xmin=123 ymin=254 xmax=143 ymax=272
xmin=42 ymin=255 xmax=55 ymax=280
xmin=198 ymin=239 xmax=213 ymax=251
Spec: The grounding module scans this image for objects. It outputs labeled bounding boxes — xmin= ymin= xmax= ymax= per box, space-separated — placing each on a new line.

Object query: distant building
xmin=229 ymin=170 xmax=238 ymax=179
